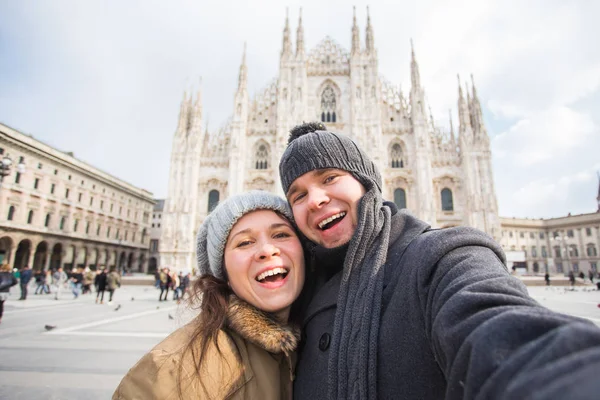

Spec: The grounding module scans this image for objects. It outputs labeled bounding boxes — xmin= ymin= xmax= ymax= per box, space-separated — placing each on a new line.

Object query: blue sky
xmin=1 ymin=0 xmax=599 ymax=219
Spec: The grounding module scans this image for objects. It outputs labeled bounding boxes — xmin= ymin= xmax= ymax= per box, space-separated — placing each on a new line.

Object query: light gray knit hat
xmin=279 ymin=122 xmax=382 ymax=195
xmin=196 ymin=191 xmax=294 ymax=280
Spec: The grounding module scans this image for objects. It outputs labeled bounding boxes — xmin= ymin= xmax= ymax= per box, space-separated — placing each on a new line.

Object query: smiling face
xmin=223 ymin=210 xmax=305 ymax=322
xmin=287 ymin=168 xmax=366 ymax=248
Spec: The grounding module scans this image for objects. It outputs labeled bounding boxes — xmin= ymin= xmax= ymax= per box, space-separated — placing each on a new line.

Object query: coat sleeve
xmin=411 ymin=227 xmax=600 ymax=400
xmin=113 ymin=351 xmax=173 ymax=400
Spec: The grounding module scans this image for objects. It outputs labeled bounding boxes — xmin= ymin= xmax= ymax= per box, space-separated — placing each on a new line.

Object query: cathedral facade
xmin=160 ymin=10 xmax=500 ymax=271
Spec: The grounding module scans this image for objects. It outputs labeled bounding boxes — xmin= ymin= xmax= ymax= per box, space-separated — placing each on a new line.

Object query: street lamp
xmin=0 ymin=154 xmax=26 ymax=189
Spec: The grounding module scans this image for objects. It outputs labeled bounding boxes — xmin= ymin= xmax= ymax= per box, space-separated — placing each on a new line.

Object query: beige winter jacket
xmin=113 ymin=296 xmax=298 ymax=400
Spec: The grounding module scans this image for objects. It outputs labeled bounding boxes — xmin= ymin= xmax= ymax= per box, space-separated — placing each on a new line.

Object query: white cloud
xmin=503 ymin=165 xmax=600 ymax=218
xmin=492 ymin=106 xmax=596 ymax=166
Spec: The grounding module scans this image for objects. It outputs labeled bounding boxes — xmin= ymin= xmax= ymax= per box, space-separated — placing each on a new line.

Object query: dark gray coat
xmin=294 ymin=209 xmax=600 ymax=399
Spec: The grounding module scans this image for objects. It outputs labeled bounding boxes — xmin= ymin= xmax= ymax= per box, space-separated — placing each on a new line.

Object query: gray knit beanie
xmin=196 ymin=191 xmax=293 ymax=280
xmin=279 ymin=122 xmax=382 ymax=195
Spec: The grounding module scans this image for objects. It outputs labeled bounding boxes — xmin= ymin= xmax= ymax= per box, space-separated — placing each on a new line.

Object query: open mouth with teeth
xmin=317 ymin=212 xmax=347 ymax=230
xmin=255 ymin=267 xmax=289 ymax=283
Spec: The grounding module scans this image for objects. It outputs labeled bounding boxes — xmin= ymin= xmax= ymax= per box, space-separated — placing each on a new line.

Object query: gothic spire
xmin=449 ymin=109 xmax=456 ymax=143
xmin=176 ymin=88 xmax=191 ymax=135
xmin=470 ymin=74 xmax=484 ymax=132
xmin=457 ymin=74 xmax=470 ymax=132
xmin=597 ymin=171 xmax=600 ymax=212
xmin=281 ymin=8 xmax=292 ymax=57
xmin=351 ymin=6 xmax=360 ymax=55
xmin=365 ymin=6 xmax=374 ymax=53
xmin=193 ymin=77 xmax=203 ymax=120
xmin=410 ymin=39 xmax=421 ymax=89
xmin=237 ymin=43 xmax=248 ymax=91
xmin=296 ymin=8 xmax=304 ymax=56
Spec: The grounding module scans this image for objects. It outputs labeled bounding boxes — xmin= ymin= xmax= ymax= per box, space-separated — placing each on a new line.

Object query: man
xmin=18 ymin=265 xmax=33 ymax=300
xmin=70 ymin=267 xmax=83 ymax=299
xmin=106 ymin=268 xmax=121 ymax=304
xmin=280 ymin=122 xmax=600 ymax=399
xmin=52 ymin=267 xmax=68 ymax=300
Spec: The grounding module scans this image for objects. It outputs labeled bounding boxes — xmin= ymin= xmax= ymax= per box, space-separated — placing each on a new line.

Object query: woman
xmin=114 ymin=191 xmax=305 ymax=399
xmin=0 ymin=263 xmax=18 ymax=323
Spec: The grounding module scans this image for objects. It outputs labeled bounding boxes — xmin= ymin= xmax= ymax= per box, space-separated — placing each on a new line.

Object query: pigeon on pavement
xmin=114 ymin=304 xmax=121 ymax=311
xmin=168 ymin=314 xmax=174 ymax=320
xmin=44 ymin=325 xmax=56 ymax=331
xmin=131 ymin=297 xmax=135 ymax=301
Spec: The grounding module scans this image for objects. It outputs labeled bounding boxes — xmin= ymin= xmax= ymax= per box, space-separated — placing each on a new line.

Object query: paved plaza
xmin=0 ymin=283 xmax=600 ymax=399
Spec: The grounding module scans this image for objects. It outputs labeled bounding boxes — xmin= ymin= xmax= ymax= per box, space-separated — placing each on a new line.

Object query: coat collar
xmin=226 ymin=295 xmax=300 ymax=357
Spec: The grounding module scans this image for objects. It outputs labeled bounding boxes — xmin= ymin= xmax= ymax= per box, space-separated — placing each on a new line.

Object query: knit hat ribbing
xmin=196 ymin=191 xmax=293 ymax=280
xmin=279 ymin=129 xmax=382 ymax=195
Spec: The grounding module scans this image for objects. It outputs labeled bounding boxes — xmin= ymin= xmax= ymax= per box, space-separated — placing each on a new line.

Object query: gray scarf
xmin=328 ymin=184 xmax=391 ymax=399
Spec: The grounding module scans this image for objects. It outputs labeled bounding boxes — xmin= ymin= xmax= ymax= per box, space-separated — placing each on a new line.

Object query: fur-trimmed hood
xmin=225 ymin=295 xmax=300 ymax=357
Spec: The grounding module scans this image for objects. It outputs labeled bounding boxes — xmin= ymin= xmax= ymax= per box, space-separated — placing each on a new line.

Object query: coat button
xmin=318 ymin=333 xmax=331 ymax=351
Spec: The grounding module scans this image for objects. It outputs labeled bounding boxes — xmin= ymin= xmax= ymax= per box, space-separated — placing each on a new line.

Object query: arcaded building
xmin=0 ymin=123 xmax=154 ymax=272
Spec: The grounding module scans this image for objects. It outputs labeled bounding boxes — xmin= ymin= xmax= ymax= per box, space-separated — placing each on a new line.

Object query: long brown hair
xmin=177 ymin=274 xmax=235 ymax=398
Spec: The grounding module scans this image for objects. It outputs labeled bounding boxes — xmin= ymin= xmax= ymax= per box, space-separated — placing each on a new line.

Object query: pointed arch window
xmin=45 ymin=213 xmax=51 ymax=228
xmin=390 ymin=143 xmax=404 ymax=168
xmin=255 ymin=144 xmax=269 ymax=170
xmin=441 ymin=188 xmax=454 ymax=211
xmin=7 ymin=206 xmax=15 ymax=221
xmin=394 ymin=188 xmax=406 ymax=209
xmin=208 ymin=190 xmax=220 ymax=213
xmin=320 ymin=85 xmax=337 ymax=123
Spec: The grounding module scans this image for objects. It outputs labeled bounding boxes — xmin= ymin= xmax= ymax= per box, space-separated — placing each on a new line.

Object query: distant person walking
xmin=569 ymin=270 xmax=576 ymax=287
xmin=158 ymin=267 xmax=170 ymax=302
xmin=544 ymin=272 xmax=551 ymax=286
xmin=70 ymin=268 xmax=83 ymax=299
xmin=53 ymin=267 xmax=68 ymax=300
xmin=589 ymin=270 xmax=594 ymax=284
xmin=95 ymin=268 xmax=107 ymax=304
xmin=82 ymin=267 xmax=94 ymax=295
xmin=106 ymin=268 xmax=121 ymax=304
xmin=0 ymin=263 xmax=18 ymax=324
xmin=34 ymin=269 xmax=46 ymax=295
xmin=18 ymin=265 xmax=33 ymax=300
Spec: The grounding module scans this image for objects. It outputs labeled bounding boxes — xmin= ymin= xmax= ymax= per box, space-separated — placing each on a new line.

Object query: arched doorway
xmin=148 ymin=257 xmax=158 ymax=274
xmin=89 ymin=249 xmax=99 ymax=270
xmin=33 ymin=241 xmax=49 ymax=271
xmin=138 ymin=253 xmax=146 ymax=273
xmin=127 ymin=253 xmax=134 ymax=271
xmin=108 ymin=251 xmax=116 ymax=270
xmin=50 ymin=243 xmax=63 ymax=270
xmin=14 ymin=240 xmax=32 ymax=270
xmin=119 ymin=252 xmax=127 ymax=272
xmin=0 ymin=236 xmax=14 ymax=265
